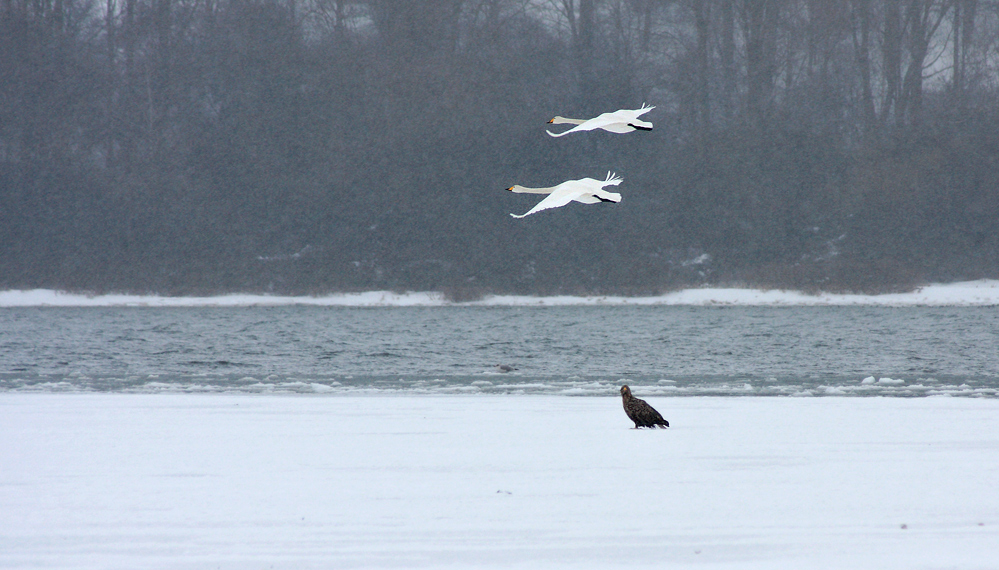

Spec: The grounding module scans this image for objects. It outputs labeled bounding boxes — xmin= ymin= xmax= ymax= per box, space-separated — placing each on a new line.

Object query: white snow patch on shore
xmin=2 ymin=279 xmax=999 ymax=307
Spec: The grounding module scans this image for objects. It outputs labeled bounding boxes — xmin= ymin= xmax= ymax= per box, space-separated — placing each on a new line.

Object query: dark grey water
xmin=1 ymin=306 xmax=997 ymax=396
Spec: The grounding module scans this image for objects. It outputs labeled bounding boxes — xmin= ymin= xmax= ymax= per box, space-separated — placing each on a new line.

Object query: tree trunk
xmin=849 ymin=0 xmax=876 ymax=134
xmin=105 ymin=0 xmax=117 ymax=167
xmin=952 ymin=0 xmax=977 ymax=102
xmin=693 ymin=0 xmax=710 ymax=146
xmin=720 ymin=0 xmax=736 ymax=121
xmin=899 ymin=0 xmax=952 ymax=126
xmin=743 ymin=0 xmax=780 ymax=128
xmin=881 ymin=0 xmax=902 ymax=125
xmin=577 ymin=0 xmax=598 ymax=109
xmin=641 ymin=0 xmax=652 ymax=52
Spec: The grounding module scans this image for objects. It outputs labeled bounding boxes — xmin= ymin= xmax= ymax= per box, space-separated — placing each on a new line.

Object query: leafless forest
xmin=3 ymin=0 xmax=999 ymax=297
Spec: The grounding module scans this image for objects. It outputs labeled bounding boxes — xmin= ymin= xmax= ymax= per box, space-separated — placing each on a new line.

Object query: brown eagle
xmin=620 ymin=385 xmax=669 ymax=428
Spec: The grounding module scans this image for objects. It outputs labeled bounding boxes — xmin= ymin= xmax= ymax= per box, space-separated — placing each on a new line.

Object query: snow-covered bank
xmin=3 ymin=279 xmax=999 ymax=307
xmin=2 ymin=394 xmax=996 ymax=569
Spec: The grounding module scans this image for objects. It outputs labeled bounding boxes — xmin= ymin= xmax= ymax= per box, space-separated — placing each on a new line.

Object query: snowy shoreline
xmin=2 ymin=279 xmax=999 ymax=307
xmin=2 ymin=394 xmax=996 ymax=569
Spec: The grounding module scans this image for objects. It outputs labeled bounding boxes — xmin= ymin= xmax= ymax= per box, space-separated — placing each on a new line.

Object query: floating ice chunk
xmin=878 ymin=377 xmax=905 ymax=385
xmin=862 ymin=376 xmax=876 ymax=384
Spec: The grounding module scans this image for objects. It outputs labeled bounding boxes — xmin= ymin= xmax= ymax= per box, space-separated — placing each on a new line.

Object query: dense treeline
xmin=2 ymin=0 xmax=999 ymax=298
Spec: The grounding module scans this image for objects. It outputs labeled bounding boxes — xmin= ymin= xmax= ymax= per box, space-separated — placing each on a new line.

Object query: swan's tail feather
xmin=635 ymin=102 xmax=656 ymax=116
xmin=604 ymin=171 xmax=623 ymax=185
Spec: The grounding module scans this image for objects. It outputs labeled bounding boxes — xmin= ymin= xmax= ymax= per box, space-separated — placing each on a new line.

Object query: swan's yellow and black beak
xmin=506 ymin=186 xmax=515 ymax=192
xmin=547 ymin=118 xmax=554 ymax=124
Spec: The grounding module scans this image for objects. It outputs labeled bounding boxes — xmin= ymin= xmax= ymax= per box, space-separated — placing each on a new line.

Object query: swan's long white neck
xmin=508 ymin=185 xmax=557 ymax=194
xmin=549 ymin=116 xmax=586 ymax=125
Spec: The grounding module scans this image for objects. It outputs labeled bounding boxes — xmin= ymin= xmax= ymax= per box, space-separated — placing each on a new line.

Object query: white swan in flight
xmin=546 ymin=103 xmax=654 ymax=137
xmin=507 ymin=172 xmax=622 ymax=218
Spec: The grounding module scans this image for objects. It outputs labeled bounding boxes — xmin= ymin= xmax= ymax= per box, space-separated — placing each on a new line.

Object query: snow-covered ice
xmin=1 ymin=394 xmax=996 ymax=569
xmin=2 ymin=279 xmax=999 ymax=306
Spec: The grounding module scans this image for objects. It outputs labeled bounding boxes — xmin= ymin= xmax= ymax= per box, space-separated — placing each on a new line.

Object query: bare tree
xmin=951 ymin=0 xmax=977 ymax=100
xmin=719 ymin=0 xmax=737 ymax=121
xmin=849 ymin=0 xmax=877 ymax=132
xmin=692 ymin=0 xmax=710 ymax=142
xmin=897 ymin=0 xmax=952 ymax=125
xmin=742 ymin=0 xmax=782 ymax=126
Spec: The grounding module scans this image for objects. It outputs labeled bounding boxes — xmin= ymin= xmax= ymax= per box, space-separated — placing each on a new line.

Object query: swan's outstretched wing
xmin=510 ymin=189 xmax=581 ymax=218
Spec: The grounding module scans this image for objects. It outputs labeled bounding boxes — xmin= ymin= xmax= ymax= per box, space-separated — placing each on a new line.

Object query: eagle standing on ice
xmin=620 ymin=385 xmax=669 ymax=428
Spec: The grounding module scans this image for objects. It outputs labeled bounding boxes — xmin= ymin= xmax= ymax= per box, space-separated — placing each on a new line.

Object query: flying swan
xmin=546 ymin=103 xmax=654 ymax=137
xmin=507 ymin=172 xmax=622 ymax=218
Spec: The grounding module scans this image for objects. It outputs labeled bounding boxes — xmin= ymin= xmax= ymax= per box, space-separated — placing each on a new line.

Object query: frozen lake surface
xmin=1 ymin=394 xmax=996 ymax=569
